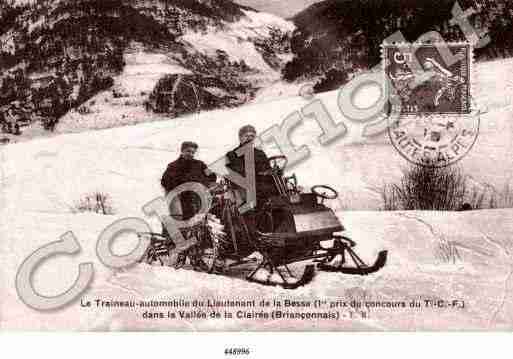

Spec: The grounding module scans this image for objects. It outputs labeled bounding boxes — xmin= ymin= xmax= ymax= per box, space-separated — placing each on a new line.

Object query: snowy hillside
xmin=0 ymin=0 xmax=295 ymax=137
xmin=1 ymin=56 xmax=513 ymax=330
xmin=51 ymin=57 xmax=513 ymax=206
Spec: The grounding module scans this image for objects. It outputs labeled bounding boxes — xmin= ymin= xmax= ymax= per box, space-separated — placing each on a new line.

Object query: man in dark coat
xmin=161 ymin=141 xmax=217 ymax=220
xmin=226 ymin=125 xmax=278 ymax=209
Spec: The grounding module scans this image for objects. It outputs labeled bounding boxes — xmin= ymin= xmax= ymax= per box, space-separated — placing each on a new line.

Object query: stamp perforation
xmin=382 ymin=41 xmax=475 ymax=117
xmin=382 ymin=41 xmax=480 ymax=167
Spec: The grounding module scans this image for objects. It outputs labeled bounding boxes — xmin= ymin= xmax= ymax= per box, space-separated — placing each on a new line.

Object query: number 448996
xmin=224 ymin=348 xmax=250 ymax=356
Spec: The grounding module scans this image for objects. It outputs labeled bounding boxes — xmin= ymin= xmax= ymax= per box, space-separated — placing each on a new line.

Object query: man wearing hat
xmin=161 ymin=141 xmax=217 ymax=220
xmin=226 ymin=125 xmax=278 ymax=209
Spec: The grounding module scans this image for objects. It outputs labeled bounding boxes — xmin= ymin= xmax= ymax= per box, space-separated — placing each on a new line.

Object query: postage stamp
xmin=384 ymin=43 xmax=472 ymax=115
xmin=383 ymin=42 xmax=479 ymax=167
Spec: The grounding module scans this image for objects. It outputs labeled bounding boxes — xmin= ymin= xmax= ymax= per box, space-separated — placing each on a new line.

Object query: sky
xmin=234 ymin=0 xmax=323 ymax=18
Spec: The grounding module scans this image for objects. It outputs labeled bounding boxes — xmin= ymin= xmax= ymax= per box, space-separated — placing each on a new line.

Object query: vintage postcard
xmin=1 ymin=0 xmax=513 ymax=333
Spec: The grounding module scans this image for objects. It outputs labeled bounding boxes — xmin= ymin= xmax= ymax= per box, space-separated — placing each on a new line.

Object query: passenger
xmin=161 ymin=141 xmax=217 ymax=269
xmin=161 ymin=141 xmax=217 ymax=221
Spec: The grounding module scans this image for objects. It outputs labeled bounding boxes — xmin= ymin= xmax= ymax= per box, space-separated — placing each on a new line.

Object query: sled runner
xmin=138 ymin=155 xmax=387 ymax=289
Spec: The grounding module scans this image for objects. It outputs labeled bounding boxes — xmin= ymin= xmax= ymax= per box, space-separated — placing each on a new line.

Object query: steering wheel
xmin=268 ymin=155 xmax=288 ymax=172
xmin=311 ymin=185 xmax=338 ymax=200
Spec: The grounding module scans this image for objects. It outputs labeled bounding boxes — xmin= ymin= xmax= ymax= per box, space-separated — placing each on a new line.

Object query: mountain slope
xmin=284 ymin=0 xmax=513 ymax=91
xmin=0 ymin=0 xmax=294 ymax=136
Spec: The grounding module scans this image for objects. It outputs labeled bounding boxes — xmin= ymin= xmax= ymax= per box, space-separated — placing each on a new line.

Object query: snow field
xmin=1 ymin=58 xmax=513 ymax=330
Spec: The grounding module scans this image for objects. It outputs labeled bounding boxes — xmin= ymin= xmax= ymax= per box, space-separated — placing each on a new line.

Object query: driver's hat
xmin=238 ymin=125 xmax=256 ymax=140
xmin=181 ymin=141 xmax=198 ymax=151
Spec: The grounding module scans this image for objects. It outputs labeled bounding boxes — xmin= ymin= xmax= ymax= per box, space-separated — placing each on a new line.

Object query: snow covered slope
xmin=1 ymin=58 xmax=513 ymax=331
xmin=0 ymin=0 xmax=296 ymax=138
xmin=2 ymin=208 xmax=513 ymax=330
xmin=181 ymin=9 xmax=294 ymax=75
xmin=51 ymin=57 xmax=513 ymax=208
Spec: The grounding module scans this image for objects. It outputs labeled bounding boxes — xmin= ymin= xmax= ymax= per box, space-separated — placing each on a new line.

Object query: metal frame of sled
xmin=137 ymin=155 xmax=388 ymax=289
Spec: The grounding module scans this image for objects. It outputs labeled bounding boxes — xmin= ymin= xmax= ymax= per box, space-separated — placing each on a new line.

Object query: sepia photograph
xmin=1 ymin=0 xmax=513 ymax=337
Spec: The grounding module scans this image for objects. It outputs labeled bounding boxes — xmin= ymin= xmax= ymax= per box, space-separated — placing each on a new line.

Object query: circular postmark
xmin=388 ymin=111 xmax=480 ymax=167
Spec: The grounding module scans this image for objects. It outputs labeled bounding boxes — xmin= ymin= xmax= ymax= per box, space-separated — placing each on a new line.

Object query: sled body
xmin=139 ymin=156 xmax=388 ymax=289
